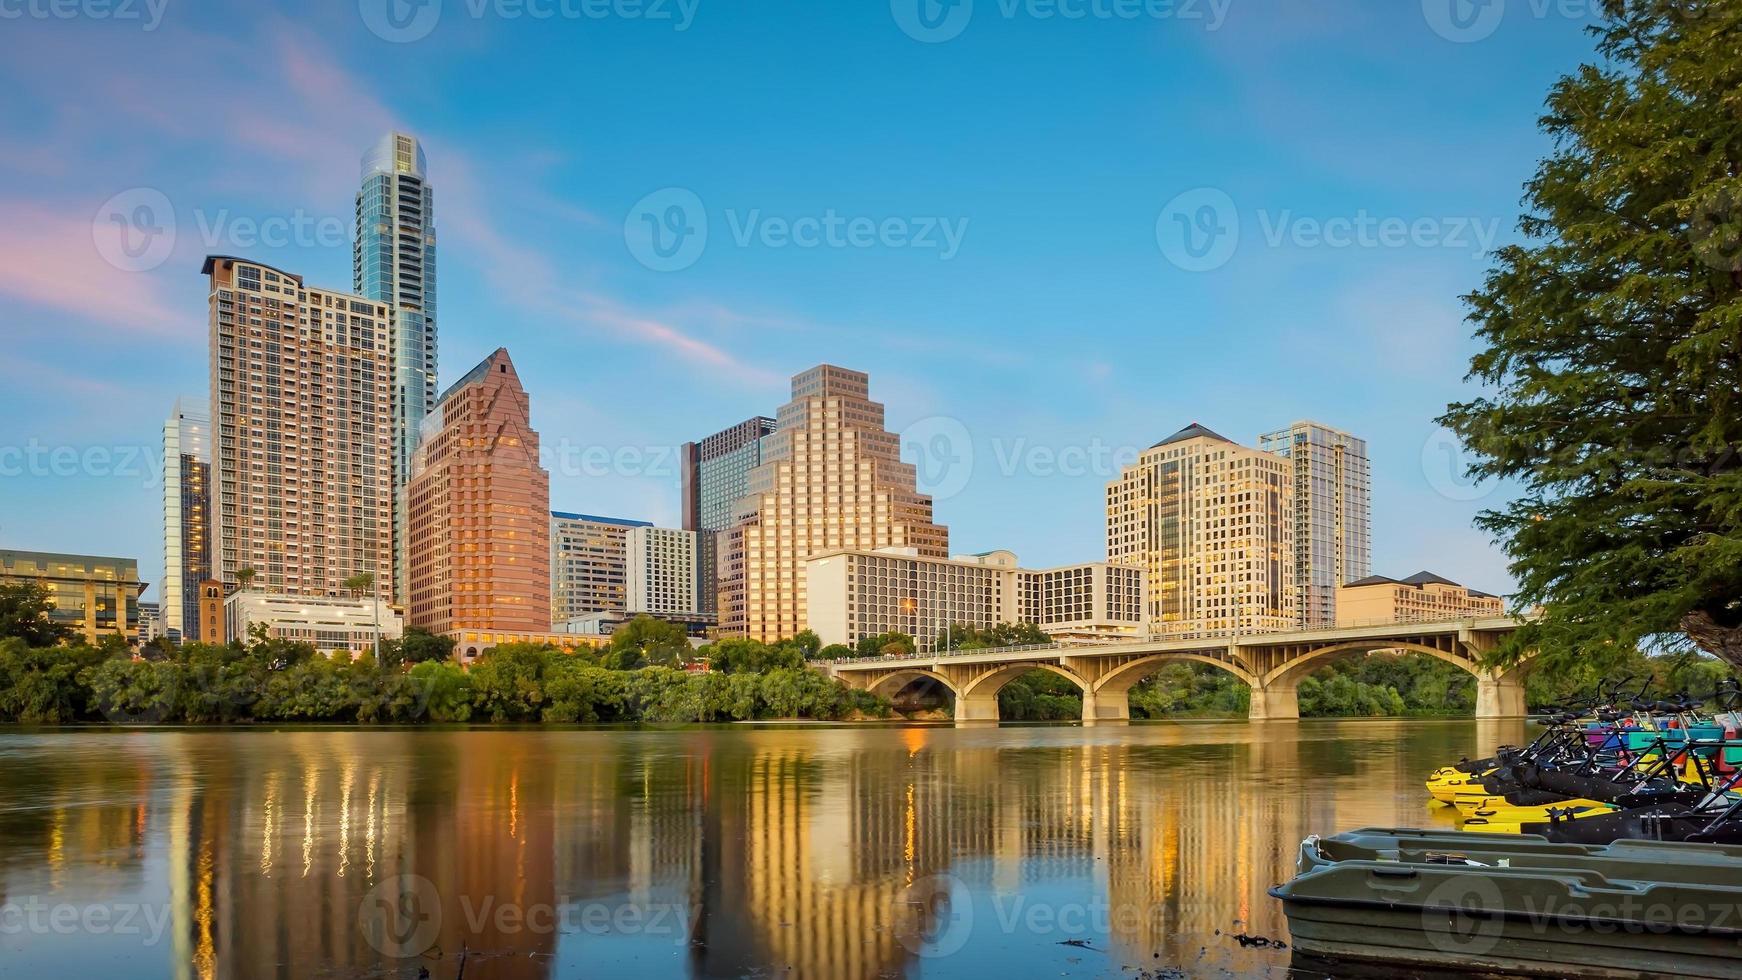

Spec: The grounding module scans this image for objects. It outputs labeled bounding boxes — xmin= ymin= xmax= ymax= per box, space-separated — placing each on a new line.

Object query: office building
xmin=1106 ymin=423 xmax=1295 ymax=638
xmin=681 ymin=416 xmax=776 ymax=617
xmin=0 ymin=550 xmax=145 ymax=644
xmin=551 ymin=512 xmax=652 ymax=622
xmin=355 ymin=132 xmax=439 ymax=603
xmin=138 ymin=602 xmax=163 ymax=643
xmin=720 ymin=365 xmax=948 ymax=642
xmin=225 ymin=591 xmax=402 ymax=658
xmin=1258 ymin=420 xmax=1371 ymax=628
xmin=804 ymin=548 xmax=1146 ymax=647
xmin=1336 ymin=571 xmax=1505 ymax=626
xmin=204 ymin=256 xmax=394 ymax=603
xmin=162 ymin=398 xmax=212 ymax=642
xmin=407 ymin=348 xmax=551 ymax=635
xmin=625 ymin=525 xmax=701 ymax=617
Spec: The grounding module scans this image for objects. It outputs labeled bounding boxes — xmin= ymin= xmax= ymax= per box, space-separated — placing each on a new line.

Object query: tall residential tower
xmin=720 ymin=365 xmax=948 ymax=641
xmin=1258 ymin=421 xmax=1371 ymax=628
xmin=162 ymin=398 xmax=211 ymax=642
xmin=355 ymin=132 xmax=438 ymax=604
xmin=204 ymin=256 xmax=394 ymax=601
xmin=1106 ymin=423 xmax=1295 ymax=638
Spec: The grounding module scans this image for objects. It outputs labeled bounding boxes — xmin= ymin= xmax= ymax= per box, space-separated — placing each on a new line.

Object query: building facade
xmin=1107 ymin=423 xmax=1295 ymax=638
xmin=803 ymin=548 xmax=1146 ymax=647
xmin=355 ymin=132 xmax=439 ymax=604
xmin=625 ymin=526 xmax=701 ymax=617
xmin=720 ymin=366 xmax=949 ymax=642
xmin=225 ymin=592 xmax=402 ymax=657
xmin=0 ymin=550 xmax=145 ymax=644
xmin=162 ymin=398 xmax=212 ymax=643
xmin=681 ymin=417 xmax=777 ymax=617
xmin=1336 ymin=572 xmax=1505 ymax=626
xmin=204 ymin=256 xmax=394 ymax=604
xmin=1258 ymin=420 xmax=1371 ymax=629
xmin=197 ymin=580 xmax=225 ymax=645
xmin=138 ymin=602 xmax=163 ymax=644
xmin=550 ymin=512 xmax=652 ymax=622
xmin=406 ymin=349 xmax=551 ymax=635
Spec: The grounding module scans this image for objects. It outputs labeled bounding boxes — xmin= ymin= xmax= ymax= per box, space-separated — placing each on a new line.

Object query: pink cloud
xmin=0 ymin=201 xmax=186 ymax=337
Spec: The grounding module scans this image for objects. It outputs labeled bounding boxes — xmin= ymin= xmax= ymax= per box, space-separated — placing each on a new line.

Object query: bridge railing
xmin=824 ymin=642 xmax=1063 ymax=666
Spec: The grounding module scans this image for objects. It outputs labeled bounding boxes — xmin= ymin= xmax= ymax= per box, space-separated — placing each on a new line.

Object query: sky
xmin=0 ymin=0 xmax=1605 ymax=604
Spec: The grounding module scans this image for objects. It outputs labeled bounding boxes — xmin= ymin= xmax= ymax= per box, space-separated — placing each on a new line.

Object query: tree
xmin=607 ymin=615 xmax=691 ymax=669
xmin=789 ymin=630 xmax=821 ymax=658
xmin=236 ymin=567 xmax=257 ymax=592
xmin=856 ymin=632 xmax=915 ymax=658
xmin=342 ymin=571 xmax=381 ymax=664
xmin=814 ymin=643 xmax=856 ymax=661
xmin=0 ymin=581 xmax=73 ymax=647
xmin=1438 ymin=0 xmax=1742 ymax=670
xmin=390 ymin=627 xmax=456 ymax=667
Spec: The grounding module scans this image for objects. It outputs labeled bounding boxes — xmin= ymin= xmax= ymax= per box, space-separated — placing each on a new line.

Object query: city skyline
xmin=0 ymin=1 xmax=1600 ymax=605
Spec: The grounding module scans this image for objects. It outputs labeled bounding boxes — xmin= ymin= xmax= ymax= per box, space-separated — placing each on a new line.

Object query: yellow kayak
xmin=1460 ymin=797 xmax=1615 ymax=823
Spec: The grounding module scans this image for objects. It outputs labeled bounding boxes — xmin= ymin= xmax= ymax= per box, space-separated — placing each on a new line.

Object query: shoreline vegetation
xmin=2 ymin=583 xmax=1735 ymax=726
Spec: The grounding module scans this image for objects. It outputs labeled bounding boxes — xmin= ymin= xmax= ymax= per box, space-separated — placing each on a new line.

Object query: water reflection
xmin=0 ymin=720 xmax=1523 ymax=979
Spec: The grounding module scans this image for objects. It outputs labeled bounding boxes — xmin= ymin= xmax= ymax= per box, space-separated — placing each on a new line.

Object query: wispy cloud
xmin=0 ymin=201 xmax=185 ymax=336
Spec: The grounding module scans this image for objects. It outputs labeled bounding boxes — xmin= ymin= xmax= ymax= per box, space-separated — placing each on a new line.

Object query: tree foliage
xmin=0 ymin=582 xmax=74 ymax=648
xmin=1438 ymin=0 xmax=1742 ymax=670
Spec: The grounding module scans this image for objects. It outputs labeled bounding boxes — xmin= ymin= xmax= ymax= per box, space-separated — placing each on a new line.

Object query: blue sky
xmin=0 ymin=0 xmax=1602 ymax=603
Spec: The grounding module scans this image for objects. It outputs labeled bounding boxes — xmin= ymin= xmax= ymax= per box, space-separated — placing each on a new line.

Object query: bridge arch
xmin=864 ymin=668 xmax=960 ymax=704
xmin=1255 ymin=640 xmax=1528 ymax=720
xmin=956 ymin=663 xmax=1089 ymax=722
xmin=1259 ymin=640 xmax=1479 ymax=690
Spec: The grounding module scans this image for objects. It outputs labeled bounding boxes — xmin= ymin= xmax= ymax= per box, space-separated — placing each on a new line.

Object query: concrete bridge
xmin=826 ymin=617 xmax=1528 ymax=722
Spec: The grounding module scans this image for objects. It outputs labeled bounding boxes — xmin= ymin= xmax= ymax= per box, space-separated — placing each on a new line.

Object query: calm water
xmin=0 ymin=719 xmax=1527 ymax=979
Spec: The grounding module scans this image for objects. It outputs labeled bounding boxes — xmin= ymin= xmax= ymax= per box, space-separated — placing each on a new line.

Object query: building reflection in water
xmin=0 ymin=719 xmax=1526 ymax=979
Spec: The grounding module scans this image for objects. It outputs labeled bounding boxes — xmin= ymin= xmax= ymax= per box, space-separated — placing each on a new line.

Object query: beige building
xmin=550 ymin=512 xmax=652 ymax=621
xmin=406 ymin=348 xmax=551 ymax=635
xmin=804 ymin=548 xmax=1146 ymax=647
xmin=1336 ymin=571 xmax=1504 ymax=626
xmin=204 ymin=256 xmax=394 ymax=604
xmin=0 ymin=550 xmax=146 ymax=644
xmin=721 ymin=365 xmax=948 ymax=641
xmin=625 ymin=526 xmax=700 ymax=617
xmin=224 ymin=591 xmax=402 ymax=658
xmin=1107 ymin=423 xmax=1295 ymax=638
xmin=1257 ymin=420 xmax=1371 ymax=628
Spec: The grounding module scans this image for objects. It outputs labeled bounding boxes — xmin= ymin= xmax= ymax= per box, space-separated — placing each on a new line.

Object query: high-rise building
xmin=0 ymin=550 xmax=145 ymax=644
xmin=355 ymin=131 xmax=439 ymax=605
xmin=720 ymin=365 xmax=948 ymax=641
xmin=550 ymin=512 xmax=652 ymax=622
xmin=1258 ymin=420 xmax=1371 ymax=628
xmin=624 ymin=526 xmax=700 ymax=617
xmin=204 ymin=256 xmax=394 ymax=602
xmin=1106 ymin=423 xmax=1295 ymax=638
xmin=406 ymin=348 xmax=551 ymax=635
xmin=681 ymin=417 xmax=777 ymax=617
xmin=162 ymin=398 xmax=211 ymax=643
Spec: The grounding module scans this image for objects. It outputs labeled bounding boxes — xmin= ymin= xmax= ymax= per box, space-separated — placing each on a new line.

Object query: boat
xmin=1271 ymin=827 xmax=1742 ymax=978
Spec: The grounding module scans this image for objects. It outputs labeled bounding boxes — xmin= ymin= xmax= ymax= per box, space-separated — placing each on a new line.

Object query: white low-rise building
xmin=804 ymin=548 xmax=1146 ymax=647
xmin=225 ymin=592 xmax=403 ymax=658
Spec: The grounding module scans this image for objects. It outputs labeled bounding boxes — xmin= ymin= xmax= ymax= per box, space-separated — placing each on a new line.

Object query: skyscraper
xmin=680 ymin=416 xmax=776 ymax=617
xmin=204 ymin=255 xmax=394 ymax=601
xmin=1106 ymin=423 xmax=1295 ymax=638
xmin=624 ymin=525 xmax=701 ymax=617
xmin=406 ymin=348 xmax=550 ymax=635
xmin=162 ymin=398 xmax=211 ymax=642
xmin=1258 ymin=421 xmax=1372 ymax=629
xmin=549 ymin=513 xmax=652 ymax=623
xmin=355 ymin=131 xmax=438 ymax=604
xmin=720 ymin=365 xmax=948 ymax=641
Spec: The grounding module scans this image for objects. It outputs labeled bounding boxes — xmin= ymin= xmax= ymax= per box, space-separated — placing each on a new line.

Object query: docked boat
xmin=1271 ymin=827 xmax=1742 ymax=978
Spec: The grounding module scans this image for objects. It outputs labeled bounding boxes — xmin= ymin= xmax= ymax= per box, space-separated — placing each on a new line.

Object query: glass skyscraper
xmin=354 ymin=132 xmax=438 ymax=604
xmin=681 ymin=417 xmax=777 ymax=617
xmin=162 ymin=397 xmax=211 ymax=642
xmin=1257 ymin=420 xmax=1372 ymax=629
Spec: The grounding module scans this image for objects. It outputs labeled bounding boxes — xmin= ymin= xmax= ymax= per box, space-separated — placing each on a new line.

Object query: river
xmin=0 ymin=718 xmax=1528 ymax=978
